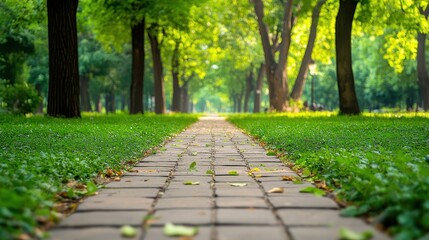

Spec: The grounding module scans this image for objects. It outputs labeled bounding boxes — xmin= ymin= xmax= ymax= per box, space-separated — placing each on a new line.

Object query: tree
xmin=335 ymin=0 xmax=360 ymax=115
xmin=417 ymin=4 xmax=429 ymax=111
xmin=130 ymin=19 xmax=145 ymax=114
xmin=252 ymin=0 xmax=293 ymax=111
xmin=148 ymin=24 xmax=166 ymax=114
xmin=254 ymin=63 xmax=265 ymax=112
xmin=290 ymin=0 xmax=327 ymax=100
xmin=46 ymin=0 xmax=80 ymax=118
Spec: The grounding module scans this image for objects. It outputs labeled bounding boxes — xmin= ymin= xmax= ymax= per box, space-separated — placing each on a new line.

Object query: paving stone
xmin=278 ymin=209 xmax=366 ymax=226
xmin=77 ymin=197 xmax=153 ymax=211
xmin=143 ymin=226 xmax=211 ymax=240
xmin=57 ymin=211 xmax=146 ymax=227
xmin=217 ymin=226 xmax=289 ymax=240
xmin=106 ymin=176 xmax=166 ymax=188
xmin=215 ymin=187 xmax=263 ymax=197
xmin=155 ymin=197 xmax=212 ymax=209
xmin=162 ymin=188 xmax=213 ymax=198
xmin=170 ymin=175 xmax=212 ymax=182
xmin=270 ymin=196 xmax=339 ymax=209
xmin=216 ymin=197 xmax=267 ymax=208
xmin=151 ymin=209 xmax=212 ymax=226
xmin=49 ymin=227 xmax=142 ymax=240
xmin=217 ymin=209 xmax=278 ymax=225
xmin=96 ymin=188 xmax=160 ymax=198
xmin=289 ymin=226 xmax=390 ymax=240
xmin=214 ymin=176 xmax=255 ymax=183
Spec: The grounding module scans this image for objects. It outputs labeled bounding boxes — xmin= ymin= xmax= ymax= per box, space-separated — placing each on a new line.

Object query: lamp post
xmin=308 ymin=60 xmax=317 ymax=110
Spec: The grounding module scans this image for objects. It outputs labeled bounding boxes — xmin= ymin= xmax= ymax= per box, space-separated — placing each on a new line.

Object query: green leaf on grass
xmin=121 ymin=225 xmax=137 ymax=238
xmin=206 ymin=169 xmax=214 ymax=175
xmin=228 ymin=170 xmax=239 ymax=176
xmin=86 ymin=181 xmax=98 ymax=196
xmin=229 ymin=183 xmax=248 ymax=187
xmin=266 ymin=151 xmax=276 ymax=156
xmin=301 ymin=169 xmax=312 ymax=178
xmin=183 ymin=181 xmax=200 ymax=185
xmin=299 ymin=186 xmax=325 ymax=197
xmin=163 ymin=222 xmax=198 ymax=237
xmin=339 ymin=227 xmax=373 ymax=240
xmin=188 ymin=161 xmax=197 ymax=172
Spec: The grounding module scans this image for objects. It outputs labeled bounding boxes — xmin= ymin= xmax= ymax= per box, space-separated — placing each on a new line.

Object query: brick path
xmin=50 ymin=116 xmax=389 ymax=240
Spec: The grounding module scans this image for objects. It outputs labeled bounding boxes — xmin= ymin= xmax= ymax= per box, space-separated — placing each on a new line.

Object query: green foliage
xmin=0 ymin=113 xmax=197 ymax=238
xmin=0 ymin=82 xmax=40 ymax=114
xmin=229 ymin=113 xmax=429 ymax=239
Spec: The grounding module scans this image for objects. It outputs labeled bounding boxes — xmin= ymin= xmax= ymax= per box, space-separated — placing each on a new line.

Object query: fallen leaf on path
xmin=206 ymin=169 xmax=214 ymax=175
xmin=183 ymin=181 xmax=200 ymax=185
xmin=281 ymin=176 xmax=302 ymax=184
xmin=121 ymin=225 xmax=137 ymax=238
xmin=339 ymin=227 xmax=373 ymax=240
xmin=163 ymin=222 xmax=198 ymax=237
xmin=299 ymin=186 xmax=325 ymax=197
xmin=188 ymin=161 xmax=197 ymax=172
xmin=228 ymin=170 xmax=239 ymax=176
xmin=249 ymin=167 xmax=260 ymax=173
xmin=113 ymin=177 xmax=121 ymax=181
xmin=267 ymin=187 xmax=284 ymax=193
xmin=229 ymin=183 xmax=248 ymax=187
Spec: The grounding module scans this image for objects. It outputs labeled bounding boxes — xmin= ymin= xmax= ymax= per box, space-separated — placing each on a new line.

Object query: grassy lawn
xmin=228 ymin=112 xmax=429 ymax=239
xmin=0 ymin=113 xmax=197 ymax=239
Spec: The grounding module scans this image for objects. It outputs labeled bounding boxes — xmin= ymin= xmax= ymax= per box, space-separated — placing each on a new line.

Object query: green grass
xmin=228 ymin=112 xmax=429 ymax=240
xmin=0 ymin=113 xmax=197 ymax=239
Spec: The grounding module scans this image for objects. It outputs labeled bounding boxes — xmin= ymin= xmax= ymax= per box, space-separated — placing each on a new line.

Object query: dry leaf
xmin=106 ymin=168 xmax=114 ymax=177
xmin=281 ymin=176 xmax=297 ymax=181
xmin=114 ymin=177 xmax=121 ymax=181
xmin=249 ymin=167 xmax=260 ymax=172
xmin=229 ymin=183 xmax=248 ymax=187
xmin=268 ymin=187 xmax=284 ymax=193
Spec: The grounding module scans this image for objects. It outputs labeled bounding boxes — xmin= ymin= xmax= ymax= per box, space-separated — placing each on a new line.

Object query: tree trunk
xmin=95 ymin=94 xmax=102 ymax=113
xmin=171 ymin=41 xmax=181 ymax=112
xmin=254 ymin=63 xmax=265 ymax=113
xmin=291 ymin=0 xmax=326 ymax=100
xmin=47 ymin=0 xmax=80 ymax=118
xmin=34 ymin=83 xmax=43 ymax=114
xmin=129 ymin=19 xmax=145 ymax=114
xmin=80 ymin=74 xmax=92 ymax=111
xmin=148 ymin=26 xmax=165 ymax=114
xmin=182 ymin=85 xmax=189 ymax=113
xmin=105 ymin=90 xmax=115 ymax=113
xmin=335 ymin=0 xmax=360 ymax=115
xmin=418 ymin=5 xmax=429 ymax=111
xmin=253 ymin=0 xmax=292 ymax=111
xmin=244 ymin=67 xmax=254 ymax=112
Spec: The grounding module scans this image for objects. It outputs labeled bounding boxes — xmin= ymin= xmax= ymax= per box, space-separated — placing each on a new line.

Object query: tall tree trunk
xmin=244 ymin=67 xmax=254 ymax=112
xmin=418 ymin=5 xmax=429 ymax=111
xmin=171 ymin=41 xmax=181 ymax=112
xmin=129 ymin=19 xmax=145 ymax=114
xmin=121 ymin=95 xmax=127 ymax=111
xmin=254 ymin=63 xmax=265 ymax=113
xmin=253 ymin=0 xmax=292 ymax=111
xmin=47 ymin=0 xmax=80 ymax=118
xmin=182 ymin=85 xmax=189 ymax=113
xmin=335 ymin=0 xmax=360 ymax=115
xmin=291 ymin=0 xmax=326 ymax=100
xmin=80 ymin=74 xmax=92 ymax=111
xmin=148 ymin=26 xmax=165 ymax=114
xmin=95 ymin=94 xmax=102 ymax=113
xmin=105 ymin=90 xmax=115 ymax=113
xmin=34 ymin=83 xmax=43 ymax=114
